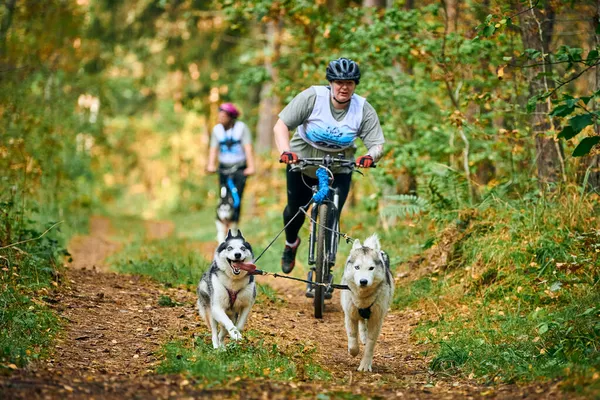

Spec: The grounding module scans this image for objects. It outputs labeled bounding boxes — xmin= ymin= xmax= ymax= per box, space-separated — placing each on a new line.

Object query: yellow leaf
xmin=497 ymin=65 xmax=505 ymax=80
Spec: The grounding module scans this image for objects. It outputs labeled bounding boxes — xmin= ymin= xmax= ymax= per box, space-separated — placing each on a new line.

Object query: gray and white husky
xmin=197 ymin=229 xmax=256 ymax=348
xmin=340 ymin=234 xmax=394 ymax=372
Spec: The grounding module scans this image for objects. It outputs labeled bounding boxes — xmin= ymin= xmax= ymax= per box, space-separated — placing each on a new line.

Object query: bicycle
xmin=289 ymin=154 xmax=374 ymax=318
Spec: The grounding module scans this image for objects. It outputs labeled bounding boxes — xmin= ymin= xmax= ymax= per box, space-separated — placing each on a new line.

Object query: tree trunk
xmin=518 ymin=1 xmax=564 ymax=188
xmin=443 ymin=0 xmax=459 ymax=33
xmin=255 ymin=20 xmax=282 ymax=154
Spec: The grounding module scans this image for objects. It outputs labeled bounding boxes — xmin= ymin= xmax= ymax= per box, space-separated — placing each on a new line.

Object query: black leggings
xmin=218 ymin=165 xmax=247 ymax=222
xmin=283 ymin=165 xmax=352 ymax=243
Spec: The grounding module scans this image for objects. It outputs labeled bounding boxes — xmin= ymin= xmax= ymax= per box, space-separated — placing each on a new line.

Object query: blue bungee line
xmin=312 ymin=167 xmax=329 ymax=204
xmin=227 ymin=177 xmax=241 ymax=208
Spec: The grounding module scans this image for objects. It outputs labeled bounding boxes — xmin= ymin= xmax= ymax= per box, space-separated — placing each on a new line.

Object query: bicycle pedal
xmin=305 ymin=287 xmax=315 ymax=298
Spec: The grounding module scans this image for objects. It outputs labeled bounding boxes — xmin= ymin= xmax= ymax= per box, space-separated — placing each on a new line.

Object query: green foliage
xmin=380 ymin=195 xmax=429 ymax=219
xmin=0 ymin=289 xmax=59 ymax=368
xmin=0 ymin=199 xmax=66 ymax=367
xmin=158 ymin=334 xmax=331 ymax=384
xmin=551 ymin=92 xmax=600 ymax=157
xmin=395 ymin=188 xmax=600 ymax=388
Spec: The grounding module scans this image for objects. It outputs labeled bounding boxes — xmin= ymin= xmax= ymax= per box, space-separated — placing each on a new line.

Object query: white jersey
xmin=212 ymin=121 xmax=247 ymax=165
xmin=296 ymin=86 xmax=366 ymax=151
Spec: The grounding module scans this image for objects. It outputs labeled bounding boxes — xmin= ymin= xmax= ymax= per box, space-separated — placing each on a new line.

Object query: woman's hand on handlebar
xmin=355 ymin=155 xmax=375 ymax=168
xmin=243 ymin=166 xmax=255 ymax=176
xmin=279 ymin=151 xmax=299 ymax=164
xmin=206 ymin=164 xmax=218 ymax=174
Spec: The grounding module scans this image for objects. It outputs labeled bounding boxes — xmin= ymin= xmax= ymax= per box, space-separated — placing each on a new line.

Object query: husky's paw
xmin=357 ymin=359 xmax=373 ymax=372
xmin=228 ymin=327 xmax=242 ymax=340
xmin=348 ymin=343 xmax=359 ymax=357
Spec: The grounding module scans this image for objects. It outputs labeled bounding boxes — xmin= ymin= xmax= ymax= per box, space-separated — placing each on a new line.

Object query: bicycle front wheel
xmin=314 ymin=203 xmax=328 ymax=319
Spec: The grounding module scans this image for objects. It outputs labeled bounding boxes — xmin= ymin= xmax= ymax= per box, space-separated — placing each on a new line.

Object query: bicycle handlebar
xmin=219 ymin=164 xmax=244 ymax=175
xmin=282 ymin=156 xmax=377 ymax=170
xmin=280 ymin=155 xmax=377 ymax=204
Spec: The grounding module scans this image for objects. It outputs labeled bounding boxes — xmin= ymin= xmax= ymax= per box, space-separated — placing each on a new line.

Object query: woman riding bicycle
xmin=206 ymin=103 xmax=256 ymax=243
xmin=274 ymin=57 xmax=385 ymax=297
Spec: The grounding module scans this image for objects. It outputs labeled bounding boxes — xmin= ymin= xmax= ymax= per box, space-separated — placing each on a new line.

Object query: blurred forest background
xmin=1 ymin=0 xmax=600 ymax=395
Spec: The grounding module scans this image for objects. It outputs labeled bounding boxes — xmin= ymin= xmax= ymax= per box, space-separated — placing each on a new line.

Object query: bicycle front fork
xmin=308 ymin=204 xmax=318 ymax=265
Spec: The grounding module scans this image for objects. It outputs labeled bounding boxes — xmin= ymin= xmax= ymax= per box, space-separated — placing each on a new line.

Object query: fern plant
xmin=380 ymin=194 xmax=430 ymax=219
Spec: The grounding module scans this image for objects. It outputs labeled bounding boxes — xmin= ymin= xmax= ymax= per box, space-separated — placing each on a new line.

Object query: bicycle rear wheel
xmin=314 ymin=203 xmax=328 ymax=319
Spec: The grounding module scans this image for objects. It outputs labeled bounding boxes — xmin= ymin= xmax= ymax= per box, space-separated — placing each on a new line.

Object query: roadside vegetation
xmin=389 ymin=184 xmax=600 ymax=393
xmin=0 ymin=199 xmax=66 ymax=369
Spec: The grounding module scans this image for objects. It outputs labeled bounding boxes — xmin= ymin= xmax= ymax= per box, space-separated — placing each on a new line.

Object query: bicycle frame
xmin=308 ymin=187 xmax=339 ymax=267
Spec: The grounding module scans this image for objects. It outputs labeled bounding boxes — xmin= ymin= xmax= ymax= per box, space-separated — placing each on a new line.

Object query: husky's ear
xmin=225 ymin=229 xmax=234 ymax=241
xmin=363 ymin=234 xmax=381 ymax=251
xmin=352 ymin=239 xmax=362 ymax=251
xmin=236 ymin=229 xmax=243 ymax=239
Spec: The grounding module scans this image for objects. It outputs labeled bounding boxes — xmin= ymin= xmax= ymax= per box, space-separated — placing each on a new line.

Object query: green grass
xmin=392 ymin=190 xmax=600 ymax=393
xmin=393 ymin=277 xmax=440 ymax=309
xmin=110 ymin=236 xmax=209 ymax=287
xmin=0 ymin=202 xmax=67 ymax=368
xmin=0 ymin=289 xmax=60 ymax=368
xmin=158 ymin=332 xmax=331 ymax=385
xmin=256 ymin=283 xmax=285 ymax=305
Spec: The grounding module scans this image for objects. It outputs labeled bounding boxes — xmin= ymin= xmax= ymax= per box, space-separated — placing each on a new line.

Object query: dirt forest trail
xmin=0 ymin=217 xmax=567 ymax=399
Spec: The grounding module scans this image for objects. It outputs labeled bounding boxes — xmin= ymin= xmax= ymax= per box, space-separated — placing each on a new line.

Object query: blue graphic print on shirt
xmin=305 ymin=125 xmax=355 ymax=149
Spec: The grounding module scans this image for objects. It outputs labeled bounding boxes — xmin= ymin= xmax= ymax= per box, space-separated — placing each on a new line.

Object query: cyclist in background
xmin=273 ymin=57 xmax=385 ymax=297
xmin=206 ymin=103 xmax=256 ymax=243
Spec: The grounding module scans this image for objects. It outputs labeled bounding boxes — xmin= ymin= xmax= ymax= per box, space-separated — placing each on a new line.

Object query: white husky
xmin=197 ymin=230 xmax=256 ymax=348
xmin=340 ymin=234 xmax=394 ymax=372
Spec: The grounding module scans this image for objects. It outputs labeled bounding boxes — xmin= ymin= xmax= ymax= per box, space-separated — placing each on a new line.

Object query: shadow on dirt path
xmin=0 ymin=217 xmax=567 ymax=399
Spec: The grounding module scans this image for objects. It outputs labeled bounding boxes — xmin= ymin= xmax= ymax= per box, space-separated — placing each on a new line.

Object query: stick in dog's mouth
xmin=227 ymin=260 xmax=257 ymax=275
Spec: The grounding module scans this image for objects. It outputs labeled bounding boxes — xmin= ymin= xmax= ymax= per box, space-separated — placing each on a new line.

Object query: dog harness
xmin=224 ymin=276 xmax=254 ymax=308
xmin=226 ymin=288 xmax=239 ymax=308
xmin=358 ymin=301 xmax=376 ymax=320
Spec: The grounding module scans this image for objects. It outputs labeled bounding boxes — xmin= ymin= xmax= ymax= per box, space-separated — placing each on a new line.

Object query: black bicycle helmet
xmin=326 ymin=57 xmax=361 ymax=84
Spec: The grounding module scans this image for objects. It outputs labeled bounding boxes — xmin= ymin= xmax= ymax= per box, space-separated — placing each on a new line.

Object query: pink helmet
xmin=219 ymin=102 xmax=240 ymax=118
